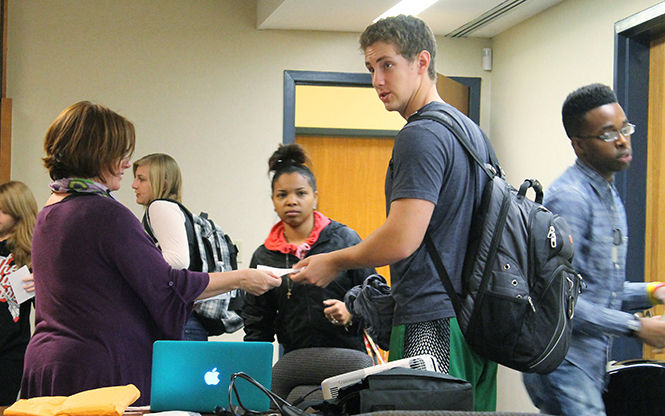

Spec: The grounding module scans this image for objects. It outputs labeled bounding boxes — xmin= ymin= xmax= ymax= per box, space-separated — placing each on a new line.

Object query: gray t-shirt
xmin=386 ymin=101 xmax=490 ymax=325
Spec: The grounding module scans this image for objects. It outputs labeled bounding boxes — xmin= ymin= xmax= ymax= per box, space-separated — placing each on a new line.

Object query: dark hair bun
xmin=268 ymin=143 xmax=310 ymax=172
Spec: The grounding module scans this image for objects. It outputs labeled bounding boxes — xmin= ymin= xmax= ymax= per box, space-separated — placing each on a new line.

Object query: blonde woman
xmin=0 ymin=181 xmax=38 ymax=405
xmin=132 ymin=153 xmax=207 ymax=340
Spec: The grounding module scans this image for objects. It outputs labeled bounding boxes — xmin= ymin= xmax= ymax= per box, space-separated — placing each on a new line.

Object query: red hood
xmin=264 ymin=211 xmax=331 ymax=259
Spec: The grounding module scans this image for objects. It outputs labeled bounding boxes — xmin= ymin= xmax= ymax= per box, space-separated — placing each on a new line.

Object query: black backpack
xmin=143 ymin=199 xmax=243 ymax=335
xmin=411 ymin=106 xmax=583 ymax=374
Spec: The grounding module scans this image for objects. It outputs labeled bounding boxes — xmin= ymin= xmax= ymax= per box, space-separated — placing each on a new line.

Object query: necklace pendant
xmin=287 ymin=288 xmax=292 ymax=299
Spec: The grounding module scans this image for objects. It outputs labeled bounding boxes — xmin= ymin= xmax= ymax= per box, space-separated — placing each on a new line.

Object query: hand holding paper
xmin=23 ymin=272 xmax=35 ymax=292
xmin=257 ymin=265 xmax=300 ymax=277
xmin=8 ymin=265 xmax=35 ymax=304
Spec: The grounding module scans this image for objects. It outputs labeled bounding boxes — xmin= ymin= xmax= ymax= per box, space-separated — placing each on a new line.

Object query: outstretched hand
xmin=240 ymin=269 xmax=282 ymax=295
xmin=290 ymin=253 xmax=340 ymax=287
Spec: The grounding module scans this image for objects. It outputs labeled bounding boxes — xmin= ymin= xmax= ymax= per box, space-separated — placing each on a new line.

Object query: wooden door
xmin=296 ymin=74 xmax=470 ymax=284
xmin=643 ymin=31 xmax=665 ymax=360
xmin=437 ymin=74 xmax=469 ymax=116
xmin=296 ymin=135 xmax=394 ymax=280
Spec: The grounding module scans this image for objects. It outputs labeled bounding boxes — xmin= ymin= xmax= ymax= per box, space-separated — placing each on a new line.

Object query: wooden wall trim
xmin=0 ymin=98 xmax=11 ymax=182
xmin=0 ymin=0 xmax=8 ymax=181
xmin=296 ymin=127 xmax=399 ymax=138
xmin=1 ymin=0 xmax=6 ymax=98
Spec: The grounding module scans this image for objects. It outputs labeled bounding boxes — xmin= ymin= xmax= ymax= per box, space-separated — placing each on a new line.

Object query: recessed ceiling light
xmin=374 ymin=0 xmax=439 ymax=22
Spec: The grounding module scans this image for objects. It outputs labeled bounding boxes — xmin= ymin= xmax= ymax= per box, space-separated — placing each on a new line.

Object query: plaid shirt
xmin=544 ymin=159 xmax=650 ymax=383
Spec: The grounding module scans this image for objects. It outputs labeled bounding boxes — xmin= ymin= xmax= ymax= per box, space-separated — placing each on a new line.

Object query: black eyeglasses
xmin=578 ymin=123 xmax=635 ymax=143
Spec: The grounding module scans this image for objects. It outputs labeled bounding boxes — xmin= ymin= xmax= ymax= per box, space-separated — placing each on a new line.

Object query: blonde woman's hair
xmin=132 ymin=153 xmax=182 ymax=203
xmin=0 ymin=181 xmax=38 ymax=268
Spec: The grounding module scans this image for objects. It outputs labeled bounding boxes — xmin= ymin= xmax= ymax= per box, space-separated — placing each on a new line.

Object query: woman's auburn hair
xmin=0 ymin=181 xmax=38 ymax=268
xmin=132 ymin=153 xmax=183 ymax=204
xmin=43 ymin=101 xmax=136 ymax=180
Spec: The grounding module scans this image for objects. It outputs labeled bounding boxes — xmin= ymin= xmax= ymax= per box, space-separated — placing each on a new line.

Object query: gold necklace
xmin=286 ymin=255 xmax=292 ymax=299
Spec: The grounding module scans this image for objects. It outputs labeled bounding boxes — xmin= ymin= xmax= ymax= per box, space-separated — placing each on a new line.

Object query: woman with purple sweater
xmin=20 ymin=101 xmax=280 ymax=405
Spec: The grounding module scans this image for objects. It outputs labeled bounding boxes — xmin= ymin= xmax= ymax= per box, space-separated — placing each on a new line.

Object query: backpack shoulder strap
xmin=408 ymin=104 xmax=501 ymax=180
xmin=142 ymin=204 xmax=157 ymax=243
xmin=146 ymin=198 xmax=196 ymax=225
xmin=407 ymin=104 xmax=495 ymax=317
xmin=144 ymin=198 xmax=200 ymax=269
xmin=423 ymin=233 xmax=463 ymax=316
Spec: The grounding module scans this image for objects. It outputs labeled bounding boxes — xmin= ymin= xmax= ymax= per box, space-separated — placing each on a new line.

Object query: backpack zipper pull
xmin=528 ymin=296 xmax=536 ymax=312
xmin=566 ymin=275 xmax=575 ymax=319
xmin=547 ymin=226 xmax=557 ymax=248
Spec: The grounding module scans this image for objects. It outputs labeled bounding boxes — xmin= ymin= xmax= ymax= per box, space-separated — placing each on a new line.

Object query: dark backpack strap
xmin=409 ymin=104 xmax=501 ymax=180
xmin=224 ymin=234 xmax=239 ymax=270
xmin=144 ymin=198 xmax=201 ymax=271
xmin=424 ymin=232 xmax=463 ymax=316
xmin=149 ymin=198 xmax=196 ymax=223
xmin=407 ymin=105 xmax=494 ymax=317
xmin=145 ymin=198 xmax=195 ymax=234
xmin=142 ymin=208 xmax=157 ymax=243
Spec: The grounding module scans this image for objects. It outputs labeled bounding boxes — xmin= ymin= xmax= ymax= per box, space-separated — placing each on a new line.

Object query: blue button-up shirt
xmin=544 ymin=159 xmax=650 ymax=383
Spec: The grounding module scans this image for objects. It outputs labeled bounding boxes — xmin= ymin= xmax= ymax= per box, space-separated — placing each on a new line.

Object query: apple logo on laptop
xmin=204 ymin=368 xmax=221 ymax=386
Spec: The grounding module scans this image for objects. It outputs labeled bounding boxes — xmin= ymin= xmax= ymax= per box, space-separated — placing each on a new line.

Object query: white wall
xmin=436 ymin=36 xmax=493 ymax=131
xmin=7 ymin=0 xmax=490 ymax=266
xmin=8 ymin=0 xmax=663 ymax=412
xmin=8 ymin=0 xmax=350 ymax=264
xmin=491 ymin=0 xmax=662 ymax=187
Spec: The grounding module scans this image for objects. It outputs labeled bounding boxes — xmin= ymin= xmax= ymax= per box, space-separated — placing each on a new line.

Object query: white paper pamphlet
xmin=8 ymin=265 xmax=34 ymax=304
xmin=257 ymin=265 xmax=299 ymax=276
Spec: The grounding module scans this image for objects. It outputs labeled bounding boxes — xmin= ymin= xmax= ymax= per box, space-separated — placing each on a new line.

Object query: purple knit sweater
xmin=21 ymin=194 xmax=209 ymax=405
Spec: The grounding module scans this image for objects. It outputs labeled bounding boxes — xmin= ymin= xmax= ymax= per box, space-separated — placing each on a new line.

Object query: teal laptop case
xmin=150 ymin=341 xmax=273 ymax=413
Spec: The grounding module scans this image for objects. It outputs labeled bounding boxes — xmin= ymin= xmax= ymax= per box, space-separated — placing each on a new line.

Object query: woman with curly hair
xmin=242 ymin=144 xmax=375 ymax=354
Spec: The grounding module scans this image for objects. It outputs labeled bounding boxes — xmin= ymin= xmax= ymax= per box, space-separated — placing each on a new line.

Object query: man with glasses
xmin=522 ymin=83 xmax=665 ymax=416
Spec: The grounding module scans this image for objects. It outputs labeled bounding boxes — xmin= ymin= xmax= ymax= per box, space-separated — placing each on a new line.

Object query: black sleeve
xmin=241 ymin=248 xmax=278 ymax=342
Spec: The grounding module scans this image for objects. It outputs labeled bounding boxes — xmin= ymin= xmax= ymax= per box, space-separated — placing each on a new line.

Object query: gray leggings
xmin=403 ymin=317 xmax=451 ymax=373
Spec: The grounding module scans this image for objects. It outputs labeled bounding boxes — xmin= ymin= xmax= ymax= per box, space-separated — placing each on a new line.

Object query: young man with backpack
xmin=522 ymin=83 xmax=665 ymax=416
xmin=292 ymin=15 xmax=497 ymax=410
